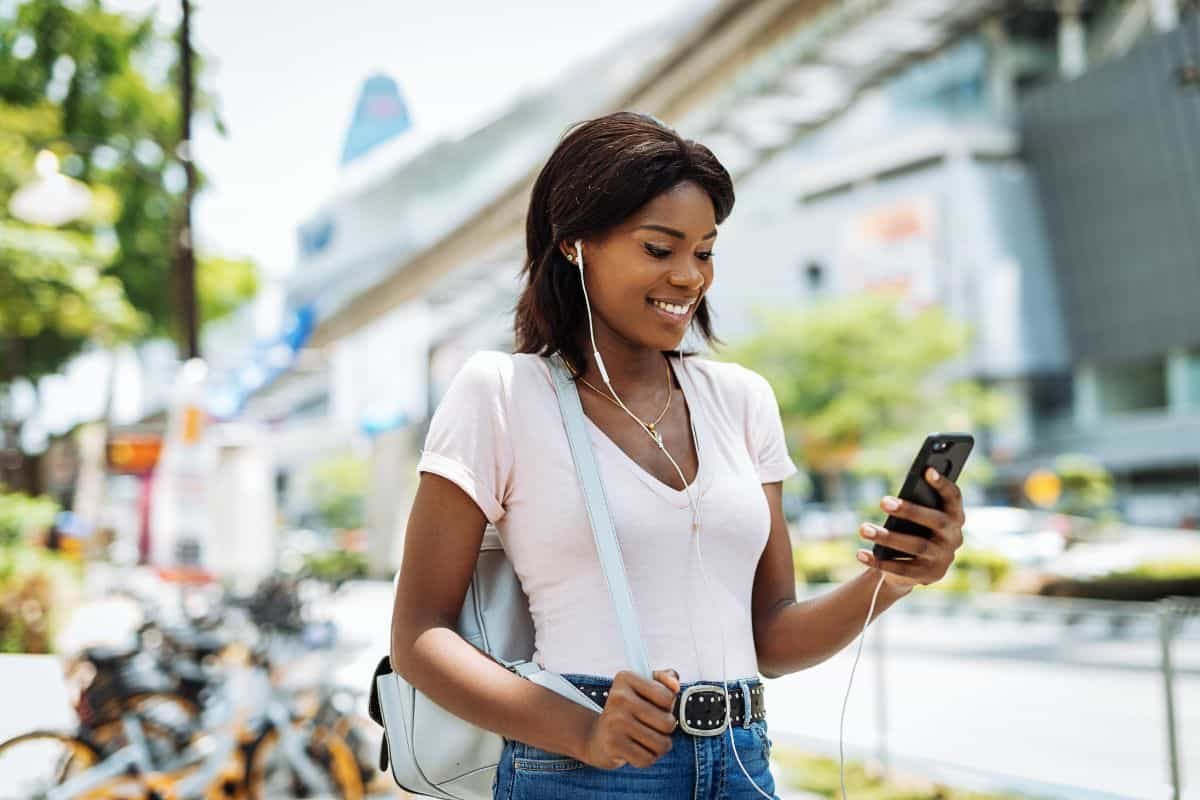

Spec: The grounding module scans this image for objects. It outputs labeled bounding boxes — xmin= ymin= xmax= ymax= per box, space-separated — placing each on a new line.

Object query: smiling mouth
xmin=648 ymin=298 xmax=695 ymax=318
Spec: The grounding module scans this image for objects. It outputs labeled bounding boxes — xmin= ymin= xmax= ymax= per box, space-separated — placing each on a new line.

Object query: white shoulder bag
xmin=368 ymin=353 xmax=651 ymax=799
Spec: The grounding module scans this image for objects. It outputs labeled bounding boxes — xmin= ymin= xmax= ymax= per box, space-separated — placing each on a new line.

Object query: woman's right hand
xmin=579 ymin=669 xmax=681 ymax=770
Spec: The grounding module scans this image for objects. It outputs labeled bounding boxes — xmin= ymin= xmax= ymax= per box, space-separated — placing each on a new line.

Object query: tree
xmin=197 ymin=253 xmax=259 ymax=326
xmin=0 ymin=2 xmax=257 ymax=493
xmin=0 ymin=104 xmax=144 ymax=491
xmin=308 ymin=455 xmax=368 ymax=533
xmin=723 ymin=294 xmax=1010 ymax=507
xmin=1052 ymin=454 xmax=1114 ymax=518
xmin=0 ymin=0 xmax=256 ymax=341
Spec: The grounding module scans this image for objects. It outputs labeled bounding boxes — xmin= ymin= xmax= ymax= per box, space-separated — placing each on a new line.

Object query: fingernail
xmin=882 ymin=496 xmax=900 ymax=510
xmin=856 ymin=551 xmax=870 ymax=564
xmin=926 ymin=467 xmax=940 ymax=483
xmin=860 ymin=524 xmax=876 ymax=539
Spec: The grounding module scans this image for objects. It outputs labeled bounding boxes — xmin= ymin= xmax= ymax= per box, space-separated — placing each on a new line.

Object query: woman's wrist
xmin=558 ymin=703 xmax=600 ymax=763
xmin=861 ymin=566 xmax=915 ymax=601
xmin=879 ymin=575 xmax=915 ymax=600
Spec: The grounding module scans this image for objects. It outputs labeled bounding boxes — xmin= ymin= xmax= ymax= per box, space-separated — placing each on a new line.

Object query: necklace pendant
xmin=648 ymin=426 xmax=663 ymax=447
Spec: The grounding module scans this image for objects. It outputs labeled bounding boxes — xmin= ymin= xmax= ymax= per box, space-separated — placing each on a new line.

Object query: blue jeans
xmin=493 ymin=674 xmax=779 ymax=800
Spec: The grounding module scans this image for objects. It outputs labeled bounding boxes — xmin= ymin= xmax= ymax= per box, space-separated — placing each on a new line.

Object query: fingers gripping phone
xmin=872 ymin=433 xmax=974 ymax=561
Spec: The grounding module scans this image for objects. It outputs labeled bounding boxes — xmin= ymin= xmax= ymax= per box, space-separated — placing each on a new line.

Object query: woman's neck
xmin=574 ymin=329 xmax=674 ymax=397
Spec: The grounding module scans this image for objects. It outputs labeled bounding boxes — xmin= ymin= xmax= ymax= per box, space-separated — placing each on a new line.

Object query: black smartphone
xmin=872 ymin=432 xmax=974 ymax=561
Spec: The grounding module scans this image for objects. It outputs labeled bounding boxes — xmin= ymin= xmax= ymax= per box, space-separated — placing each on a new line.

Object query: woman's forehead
xmin=626 ymin=183 xmax=717 ymax=235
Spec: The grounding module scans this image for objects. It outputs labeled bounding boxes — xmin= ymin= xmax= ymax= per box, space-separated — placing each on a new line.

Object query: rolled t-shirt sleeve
xmin=417 ymin=351 xmax=514 ymax=523
xmin=747 ymin=370 xmax=799 ymax=484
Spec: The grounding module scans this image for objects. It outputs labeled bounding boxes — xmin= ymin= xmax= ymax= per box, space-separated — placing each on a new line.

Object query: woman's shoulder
xmin=682 ymin=355 xmax=774 ymax=403
xmin=443 ymin=351 xmax=550 ymax=397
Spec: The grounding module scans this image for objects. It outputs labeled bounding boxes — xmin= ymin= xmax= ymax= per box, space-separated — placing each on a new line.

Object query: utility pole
xmin=177 ymin=0 xmax=199 ymax=360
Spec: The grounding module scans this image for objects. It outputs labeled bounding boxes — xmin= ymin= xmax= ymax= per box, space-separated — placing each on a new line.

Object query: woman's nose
xmin=669 ymin=263 xmax=705 ymax=291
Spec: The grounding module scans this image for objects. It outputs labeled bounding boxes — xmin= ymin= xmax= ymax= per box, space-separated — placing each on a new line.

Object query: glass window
xmin=1186 ymin=349 xmax=1200 ymax=409
xmin=1096 ymin=356 xmax=1167 ymax=414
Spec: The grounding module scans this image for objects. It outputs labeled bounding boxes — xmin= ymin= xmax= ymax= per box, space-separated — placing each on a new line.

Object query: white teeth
xmin=651 ymin=300 xmax=691 ymax=316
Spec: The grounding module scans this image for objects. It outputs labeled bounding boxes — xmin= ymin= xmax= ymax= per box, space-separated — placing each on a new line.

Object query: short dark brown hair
xmin=513 ymin=111 xmax=734 ymax=376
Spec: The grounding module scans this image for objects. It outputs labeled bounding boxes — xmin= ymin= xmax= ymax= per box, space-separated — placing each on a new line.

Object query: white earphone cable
xmin=840 ymin=572 xmax=888 ymax=800
xmin=575 ymin=240 xmax=775 ymax=798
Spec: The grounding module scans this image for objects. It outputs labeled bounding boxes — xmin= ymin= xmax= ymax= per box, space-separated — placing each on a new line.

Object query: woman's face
xmin=564 ymin=180 xmax=718 ymax=354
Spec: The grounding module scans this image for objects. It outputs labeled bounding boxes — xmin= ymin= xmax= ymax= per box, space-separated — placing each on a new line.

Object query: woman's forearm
xmin=391 ymin=624 xmax=598 ymax=760
xmin=755 ymin=569 xmax=912 ymax=678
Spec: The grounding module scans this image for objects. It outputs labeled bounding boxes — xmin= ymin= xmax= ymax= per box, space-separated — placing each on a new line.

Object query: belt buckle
xmin=678 ymin=684 xmax=728 ymax=737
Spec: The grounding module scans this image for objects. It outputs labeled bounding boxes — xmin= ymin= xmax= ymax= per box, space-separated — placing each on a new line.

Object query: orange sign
xmin=107 ymin=436 xmax=163 ymax=474
xmin=181 ymin=406 xmax=205 ymax=444
xmin=1024 ymin=469 xmax=1062 ymax=508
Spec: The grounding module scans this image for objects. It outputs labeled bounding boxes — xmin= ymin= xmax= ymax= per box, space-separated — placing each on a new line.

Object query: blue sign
xmin=298 ymin=216 xmax=335 ymax=259
xmin=206 ymin=304 xmax=317 ymax=420
xmin=340 ymin=74 xmax=412 ymax=165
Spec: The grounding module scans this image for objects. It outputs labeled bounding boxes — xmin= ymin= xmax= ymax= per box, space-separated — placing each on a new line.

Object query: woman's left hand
xmin=855 ymin=467 xmax=966 ymax=590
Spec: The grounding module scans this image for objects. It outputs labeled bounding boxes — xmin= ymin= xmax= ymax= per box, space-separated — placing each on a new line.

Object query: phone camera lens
xmin=932 ymin=442 xmax=949 ymax=452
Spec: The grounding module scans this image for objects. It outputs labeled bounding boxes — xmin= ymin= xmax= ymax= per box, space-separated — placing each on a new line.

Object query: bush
xmin=793 ymin=538 xmax=858 ymax=584
xmin=1037 ymin=555 xmax=1200 ymax=601
xmin=308 ymin=455 xmax=368 ymax=532
xmin=1111 ymin=555 xmax=1200 ymax=581
xmin=773 ymin=747 xmax=1027 ymax=799
xmin=929 ymin=547 xmax=1013 ymax=594
xmin=0 ymin=489 xmax=59 ymax=547
xmin=0 ymin=546 xmax=82 ymax=654
xmin=301 ymin=549 xmax=368 ymax=587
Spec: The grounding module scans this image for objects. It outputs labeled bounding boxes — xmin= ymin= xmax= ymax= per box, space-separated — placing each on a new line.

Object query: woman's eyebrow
xmin=635 ymin=224 xmax=718 ymax=241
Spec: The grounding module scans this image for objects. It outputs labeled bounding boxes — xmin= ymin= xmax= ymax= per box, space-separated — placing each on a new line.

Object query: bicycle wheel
xmin=0 ymin=730 xmax=100 ymax=799
xmin=88 ymin=690 xmax=201 ymax=766
xmin=332 ymin=712 xmax=390 ymax=792
xmin=244 ymin=722 xmax=364 ymax=800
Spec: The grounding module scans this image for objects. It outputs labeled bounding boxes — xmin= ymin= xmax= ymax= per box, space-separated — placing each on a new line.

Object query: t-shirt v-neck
xmin=578 ymin=358 xmax=707 ymax=506
xmin=416 ymin=350 xmax=797 ymax=683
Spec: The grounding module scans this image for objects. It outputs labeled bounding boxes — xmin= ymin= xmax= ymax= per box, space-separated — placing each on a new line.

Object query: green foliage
xmin=722 ymin=295 xmax=1009 ymax=503
xmin=197 ymin=253 xmax=259 ymax=327
xmin=924 ymin=547 xmax=1013 ymax=594
xmin=773 ymin=747 xmax=1027 ymax=799
xmin=0 ymin=544 xmax=82 ymax=654
xmin=792 ymin=536 xmax=1012 ymax=594
xmin=2 ymin=0 xmax=184 ymax=335
xmin=0 ymin=487 xmax=60 ymax=547
xmin=793 ymin=537 xmax=858 ymax=584
xmin=1108 ymin=556 xmax=1200 ymax=581
xmin=0 ymin=107 xmax=144 ymax=382
xmin=308 ymin=455 xmax=369 ymax=531
xmin=0 ymin=0 xmax=251 ymax=390
xmin=1051 ymin=454 xmax=1114 ymax=517
xmin=301 ymin=549 xmax=369 ymax=587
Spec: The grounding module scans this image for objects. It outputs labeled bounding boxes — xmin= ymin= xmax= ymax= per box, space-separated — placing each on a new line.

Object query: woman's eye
xmin=643 ymin=244 xmax=715 ymax=261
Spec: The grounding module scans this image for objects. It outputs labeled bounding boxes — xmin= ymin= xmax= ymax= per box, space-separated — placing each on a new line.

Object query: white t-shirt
xmin=416 ymin=351 xmax=797 ymax=682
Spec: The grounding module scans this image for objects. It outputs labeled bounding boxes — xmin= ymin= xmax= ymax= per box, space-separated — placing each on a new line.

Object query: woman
xmin=389 ymin=112 xmax=966 ymax=799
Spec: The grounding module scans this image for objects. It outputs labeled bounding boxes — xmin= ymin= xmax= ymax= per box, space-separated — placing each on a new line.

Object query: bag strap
xmin=547 ymin=353 xmax=651 ymax=680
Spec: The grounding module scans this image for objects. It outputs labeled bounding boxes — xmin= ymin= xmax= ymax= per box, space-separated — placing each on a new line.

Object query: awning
xmin=205 ymin=303 xmax=316 ymax=419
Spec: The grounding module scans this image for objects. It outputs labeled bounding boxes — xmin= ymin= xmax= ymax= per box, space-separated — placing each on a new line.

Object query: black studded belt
xmin=567 ymin=680 xmax=766 ymax=737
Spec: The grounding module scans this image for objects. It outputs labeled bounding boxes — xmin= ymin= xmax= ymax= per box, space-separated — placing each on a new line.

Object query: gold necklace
xmin=576 ymin=358 xmax=672 ymax=446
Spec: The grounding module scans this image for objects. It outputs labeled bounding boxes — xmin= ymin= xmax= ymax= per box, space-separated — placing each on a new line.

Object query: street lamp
xmin=7 ymin=150 xmax=94 ymax=227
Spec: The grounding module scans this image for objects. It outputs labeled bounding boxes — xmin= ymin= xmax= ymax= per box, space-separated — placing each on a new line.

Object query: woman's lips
xmin=647 ymin=298 xmax=693 ymax=325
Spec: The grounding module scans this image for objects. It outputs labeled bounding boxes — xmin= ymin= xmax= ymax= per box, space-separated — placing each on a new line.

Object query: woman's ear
xmin=558 ymin=240 xmax=580 ymax=264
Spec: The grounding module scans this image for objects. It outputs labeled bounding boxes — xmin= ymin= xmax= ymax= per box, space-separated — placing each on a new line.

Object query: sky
xmin=108 ymin=0 xmax=695 ymax=277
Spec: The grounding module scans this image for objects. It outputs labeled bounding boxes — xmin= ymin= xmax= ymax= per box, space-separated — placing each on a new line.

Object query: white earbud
xmin=575 ymin=239 xmax=611 ymax=385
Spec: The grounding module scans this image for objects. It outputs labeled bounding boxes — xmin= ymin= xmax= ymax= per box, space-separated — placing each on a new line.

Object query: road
xmin=763 ymin=603 xmax=1200 ymax=799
